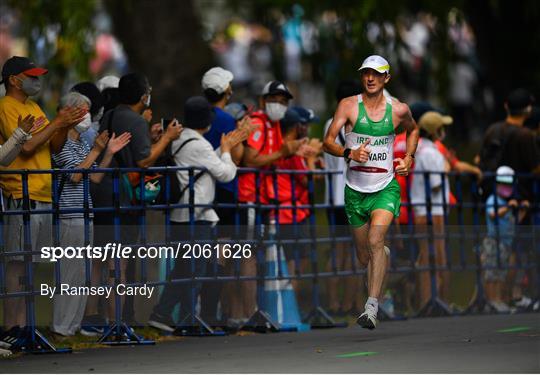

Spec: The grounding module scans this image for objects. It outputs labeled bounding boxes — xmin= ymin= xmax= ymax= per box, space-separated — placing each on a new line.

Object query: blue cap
xmin=290 ymin=106 xmax=319 ymax=124
xmin=281 ymin=108 xmax=303 ymax=130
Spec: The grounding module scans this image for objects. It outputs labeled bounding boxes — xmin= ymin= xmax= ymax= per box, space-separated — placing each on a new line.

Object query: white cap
xmin=96 ymin=75 xmax=120 ymax=91
xmin=358 ymin=55 xmax=390 ymax=74
xmin=201 ymin=67 xmax=234 ymax=94
xmin=496 ymin=165 xmax=515 ymax=184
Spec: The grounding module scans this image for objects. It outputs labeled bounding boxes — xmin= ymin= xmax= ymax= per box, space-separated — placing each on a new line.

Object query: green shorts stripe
xmin=344 ymin=178 xmax=401 ymax=227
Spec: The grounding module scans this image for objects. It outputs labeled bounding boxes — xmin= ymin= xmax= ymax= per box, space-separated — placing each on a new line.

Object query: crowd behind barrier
xmin=0 ymin=166 xmax=538 ymax=351
xmin=1 ymin=57 xmax=539 ymax=355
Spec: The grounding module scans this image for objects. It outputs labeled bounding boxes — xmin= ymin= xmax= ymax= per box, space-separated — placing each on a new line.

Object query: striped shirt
xmin=52 ymin=138 xmax=95 ymax=219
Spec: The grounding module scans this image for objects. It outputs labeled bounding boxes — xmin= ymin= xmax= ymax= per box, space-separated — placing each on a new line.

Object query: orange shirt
xmin=274 ymin=155 xmax=310 ymax=224
xmin=238 ymin=111 xmax=284 ymax=203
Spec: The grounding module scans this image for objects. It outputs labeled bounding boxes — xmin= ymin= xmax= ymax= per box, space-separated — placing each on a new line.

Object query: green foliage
xmin=7 ymin=0 xmax=97 ymax=80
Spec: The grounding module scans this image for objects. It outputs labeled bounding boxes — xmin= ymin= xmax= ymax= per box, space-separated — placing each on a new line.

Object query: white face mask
xmin=265 ymin=102 xmax=288 ymax=121
xmin=143 ymin=94 xmax=151 ymax=107
xmin=75 ymin=113 xmax=92 ymax=133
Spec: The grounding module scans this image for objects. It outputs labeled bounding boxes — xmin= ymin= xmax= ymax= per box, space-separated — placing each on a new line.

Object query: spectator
xmin=202 ymin=68 xmax=257 ymax=326
xmin=148 ymin=96 xmax=247 ymax=332
xmin=276 ymin=107 xmax=322 ymax=292
xmin=410 ymin=111 xmax=452 ymax=308
xmin=478 ymin=89 xmax=540 ymax=200
xmin=0 ymin=114 xmax=38 ymax=166
xmin=96 ymin=75 xmax=119 ymax=92
xmin=71 ymin=81 xmax=104 ymax=147
xmin=482 ymin=166 xmax=529 ymax=313
xmin=201 ymin=68 xmax=259 ymax=325
xmin=323 ymin=79 xmax=364 ymax=316
xmin=236 ymin=80 xmax=304 ymax=322
xmin=81 ymin=72 xmax=182 ymax=334
xmin=477 ymin=89 xmax=539 ymax=310
xmin=524 ymin=105 xmax=540 ymax=146
xmin=200 ymin=68 xmax=241 ymax=325
xmin=395 ymin=101 xmax=482 ymax=225
xmin=0 ymin=56 xmax=85 ymax=343
xmin=51 ymin=92 xmax=130 ymax=337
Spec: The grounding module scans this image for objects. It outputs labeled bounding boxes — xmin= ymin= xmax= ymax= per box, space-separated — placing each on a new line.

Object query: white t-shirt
xmin=323 ymin=118 xmax=345 ymax=206
xmin=171 ymin=128 xmax=237 ymax=223
xmin=410 ymin=138 xmax=450 ymax=217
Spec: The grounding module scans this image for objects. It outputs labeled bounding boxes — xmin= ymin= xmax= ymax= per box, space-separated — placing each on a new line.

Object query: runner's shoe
xmin=356 ymin=304 xmax=378 ymax=330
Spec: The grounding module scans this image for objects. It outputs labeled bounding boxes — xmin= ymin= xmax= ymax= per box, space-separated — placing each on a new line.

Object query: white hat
xmin=358 ymin=55 xmax=390 ymax=74
xmin=495 ymin=165 xmax=515 ymax=184
xmin=96 ymin=75 xmax=120 ymax=91
xmin=201 ymin=67 xmax=234 ymax=94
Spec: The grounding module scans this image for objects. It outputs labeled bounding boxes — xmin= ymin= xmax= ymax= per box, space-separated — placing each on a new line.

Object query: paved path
xmin=3 ymin=314 xmax=540 ymax=373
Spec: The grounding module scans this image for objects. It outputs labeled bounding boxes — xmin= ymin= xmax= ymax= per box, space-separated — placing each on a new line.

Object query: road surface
xmin=3 ymin=313 xmax=539 ymax=373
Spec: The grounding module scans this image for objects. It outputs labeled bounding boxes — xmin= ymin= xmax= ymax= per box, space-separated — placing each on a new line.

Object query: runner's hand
xmin=394 ymin=156 xmax=412 ymax=176
xmin=350 ymin=138 xmax=371 ymax=163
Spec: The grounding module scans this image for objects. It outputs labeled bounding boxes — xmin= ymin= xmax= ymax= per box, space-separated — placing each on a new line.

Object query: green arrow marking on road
xmin=336 ymin=351 xmax=378 ymax=358
xmin=497 ymin=326 xmax=531 ymax=333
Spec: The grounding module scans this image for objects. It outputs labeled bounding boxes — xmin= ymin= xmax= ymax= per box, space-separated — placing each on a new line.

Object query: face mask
xmin=75 ymin=113 xmax=92 ymax=133
xmin=92 ymin=107 xmax=104 ymax=122
xmin=496 ymin=184 xmax=513 ymax=199
xmin=16 ymin=76 xmax=41 ymax=96
xmin=265 ymin=102 xmax=287 ymax=121
xmin=143 ymin=94 xmax=151 ymax=108
xmin=226 ymin=89 xmax=233 ymax=102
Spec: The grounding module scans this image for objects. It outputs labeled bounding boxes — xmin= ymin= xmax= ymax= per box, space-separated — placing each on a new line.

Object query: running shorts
xmin=344 ymin=178 xmax=400 ymax=227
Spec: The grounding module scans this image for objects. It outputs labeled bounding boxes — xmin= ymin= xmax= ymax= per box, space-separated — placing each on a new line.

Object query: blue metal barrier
xmin=0 ymin=166 xmax=538 ymax=354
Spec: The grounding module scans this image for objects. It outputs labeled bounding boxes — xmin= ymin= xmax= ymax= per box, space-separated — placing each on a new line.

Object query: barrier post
xmin=98 ymin=168 xmax=154 ymax=345
xmin=304 ymin=171 xmax=347 ymax=328
xmin=176 ymin=167 xmax=225 ymax=336
xmin=8 ymin=170 xmax=71 ymax=353
xmin=464 ymin=175 xmax=496 ymax=314
xmin=242 ymin=169 xmax=280 ymax=332
xmin=416 ymin=171 xmax=451 ymax=317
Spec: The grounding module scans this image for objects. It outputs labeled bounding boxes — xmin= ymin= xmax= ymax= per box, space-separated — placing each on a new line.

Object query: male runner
xmin=323 ymin=55 xmax=419 ymax=329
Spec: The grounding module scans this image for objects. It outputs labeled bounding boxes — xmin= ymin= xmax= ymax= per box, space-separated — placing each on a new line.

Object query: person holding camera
xmin=148 ymin=96 xmax=248 ymax=332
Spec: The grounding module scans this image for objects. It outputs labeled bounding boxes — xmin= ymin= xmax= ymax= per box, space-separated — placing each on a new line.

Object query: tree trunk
xmin=106 ymin=0 xmax=214 ymax=120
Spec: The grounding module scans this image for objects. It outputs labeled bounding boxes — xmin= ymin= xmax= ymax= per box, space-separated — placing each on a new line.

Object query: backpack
xmin=106 ymin=109 xmax=162 ymax=204
xmin=154 ymin=137 xmax=204 ymax=205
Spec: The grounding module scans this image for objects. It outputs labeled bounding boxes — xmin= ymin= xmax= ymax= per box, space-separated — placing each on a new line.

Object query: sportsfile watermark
xmin=40 ymin=242 xmax=253 ymax=263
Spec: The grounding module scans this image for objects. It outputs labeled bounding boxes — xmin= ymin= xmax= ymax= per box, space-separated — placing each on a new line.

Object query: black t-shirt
xmin=480 ymin=121 xmax=540 ymax=199
xmin=91 ymin=105 xmax=151 ymax=207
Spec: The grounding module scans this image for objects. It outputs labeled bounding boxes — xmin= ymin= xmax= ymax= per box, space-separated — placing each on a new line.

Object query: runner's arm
xmin=395 ymin=102 xmax=419 ymax=166
xmin=323 ymin=98 xmax=352 ymax=157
